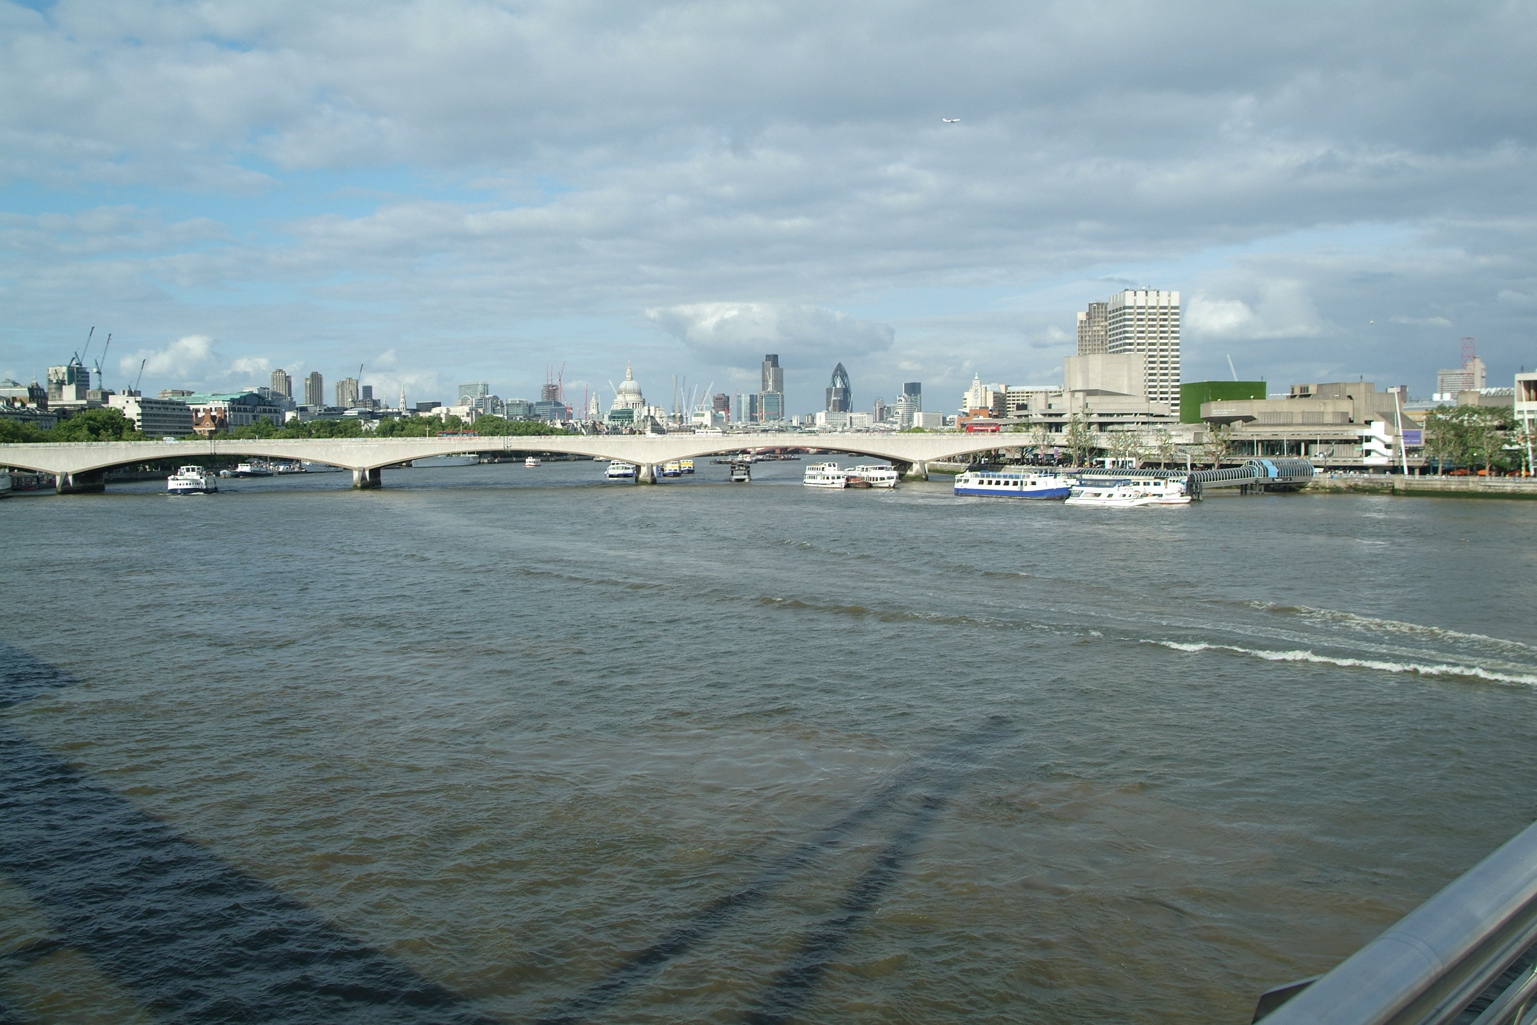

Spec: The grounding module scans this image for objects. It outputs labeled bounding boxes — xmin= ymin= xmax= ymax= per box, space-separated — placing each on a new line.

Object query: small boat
xmin=605 ymin=460 xmax=637 ymax=480
xmin=229 ymin=461 xmax=274 ymax=477
xmin=845 ymin=464 xmax=900 ymax=489
xmin=729 ymin=461 xmax=752 ymax=483
xmin=679 ymin=459 xmax=695 ymax=474
xmin=661 ymin=461 xmax=684 ymax=477
xmin=300 ymin=461 xmax=346 ymax=473
xmin=272 ymin=461 xmax=306 ymax=474
xmin=412 ymin=454 xmax=479 ymax=468
xmin=167 ymin=465 xmax=218 ymax=494
xmin=525 ymin=456 xmax=542 ymax=467
xmin=1065 ymin=478 xmax=1191 ymax=507
xmin=953 ymin=470 xmax=1073 ymax=499
xmin=802 ymin=462 xmax=847 ymax=488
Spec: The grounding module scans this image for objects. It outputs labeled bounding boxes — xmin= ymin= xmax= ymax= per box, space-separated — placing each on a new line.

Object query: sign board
xmin=1401 ymin=429 xmax=1424 ymax=447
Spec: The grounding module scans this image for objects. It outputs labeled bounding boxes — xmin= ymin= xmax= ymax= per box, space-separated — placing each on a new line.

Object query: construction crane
xmin=132 ymin=359 xmax=147 ymax=395
xmin=93 ymin=334 xmax=112 ymax=390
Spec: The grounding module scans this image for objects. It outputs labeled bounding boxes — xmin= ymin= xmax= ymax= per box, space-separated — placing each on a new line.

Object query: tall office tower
xmin=735 ymin=392 xmax=759 ymax=424
xmin=305 ymin=371 xmax=324 ymax=406
xmin=459 ymin=381 xmax=490 ymax=406
xmin=825 ymin=363 xmax=852 ymax=412
xmin=1076 ymin=302 xmax=1109 ymax=355
xmin=760 ymin=354 xmax=784 ymax=421
xmin=903 ymin=381 xmax=921 ymax=411
xmin=1105 ymin=289 xmax=1181 ymax=408
xmin=872 ymin=397 xmax=888 ymax=423
xmin=271 ymin=368 xmax=292 ymax=399
xmin=336 ymin=377 xmax=360 ymax=408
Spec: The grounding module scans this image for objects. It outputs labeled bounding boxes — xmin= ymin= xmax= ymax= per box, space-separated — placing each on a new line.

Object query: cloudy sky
xmin=2 ymin=0 xmax=1534 ymax=413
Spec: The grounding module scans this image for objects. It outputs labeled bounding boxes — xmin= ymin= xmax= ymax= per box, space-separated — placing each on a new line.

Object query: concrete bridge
xmin=0 ymin=432 xmax=1024 ymax=491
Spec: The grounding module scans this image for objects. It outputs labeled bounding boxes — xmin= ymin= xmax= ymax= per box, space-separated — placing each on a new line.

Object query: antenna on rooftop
xmin=1462 ymin=337 xmax=1476 ymax=368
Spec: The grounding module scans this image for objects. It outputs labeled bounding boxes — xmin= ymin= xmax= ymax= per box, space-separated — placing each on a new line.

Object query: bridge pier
xmin=637 ymin=463 xmax=657 ymax=485
xmin=352 ymin=467 xmax=382 ymax=489
xmin=898 ymin=460 xmax=929 ymax=482
xmin=55 ymin=469 xmax=107 ymax=494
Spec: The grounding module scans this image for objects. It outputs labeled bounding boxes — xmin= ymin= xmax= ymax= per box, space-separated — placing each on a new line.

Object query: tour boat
xmin=953 ymin=470 xmax=1073 ymax=499
xmin=661 ymin=461 xmax=684 ymax=477
xmin=1064 ymin=478 xmax=1191 ymax=507
xmin=167 ymin=465 xmax=218 ymax=495
xmin=524 ymin=456 xmax=541 ymax=467
xmin=605 ymin=460 xmax=637 ymax=480
xmin=729 ymin=461 xmax=752 ymax=483
xmin=229 ymin=460 xmax=274 ymax=477
xmin=844 ymin=465 xmax=901 ymax=489
xmin=802 ymin=462 xmax=847 ymax=488
xmin=679 ymin=459 xmax=695 ymax=474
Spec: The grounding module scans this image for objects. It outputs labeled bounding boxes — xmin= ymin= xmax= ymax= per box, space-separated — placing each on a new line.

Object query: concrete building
xmin=459 ymin=382 xmax=490 ymax=406
xmin=47 ymin=358 xmax=93 ymax=407
xmin=304 ymin=372 xmax=324 ymax=407
xmin=271 ymin=368 xmax=292 ymax=399
xmin=825 ymin=363 xmax=852 ymax=413
xmin=1106 ymin=289 xmax=1181 ymax=408
xmin=336 ymin=377 xmax=360 ymax=408
xmin=1435 ymin=356 xmax=1487 ymax=402
xmin=107 ymin=394 xmax=195 ymax=436
xmin=1076 ymin=301 xmax=1108 ymax=355
xmin=179 ymin=392 xmax=290 ymax=434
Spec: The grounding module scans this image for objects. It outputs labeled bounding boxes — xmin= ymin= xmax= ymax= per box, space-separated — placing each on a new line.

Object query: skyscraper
xmin=825 ymin=363 xmax=851 ymax=412
xmin=271 ymin=368 xmax=292 ymax=399
xmin=336 ymin=377 xmax=360 ymax=408
xmin=304 ymin=371 xmax=324 ymax=406
xmin=759 ymin=354 xmax=784 ymax=422
xmin=459 ymin=381 xmax=490 ymax=406
xmin=1076 ymin=302 xmax=1108 ymax=355
xmin=903 ymin=381 xmax=921 ymax=410
xmin=1094 ymin=289 xmax=1181 ymax=407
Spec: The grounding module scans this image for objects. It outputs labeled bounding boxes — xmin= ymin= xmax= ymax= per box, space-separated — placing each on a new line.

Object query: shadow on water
xmin=0 ymin=642 xmax=503 ymax=1025
xmin=2 ymin=642 xmax=1013 ymax=1024
xmin=534 ymin=717 xmax=1016 ymax=1025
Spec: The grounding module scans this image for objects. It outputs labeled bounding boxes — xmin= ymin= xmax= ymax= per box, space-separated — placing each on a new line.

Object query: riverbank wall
xmin=1303 ymin=475 xmax=1537 ymax=499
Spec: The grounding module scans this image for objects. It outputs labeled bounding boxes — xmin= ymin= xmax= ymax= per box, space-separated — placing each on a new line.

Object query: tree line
xmin=0 ymin=410 xmax=562 ymax=444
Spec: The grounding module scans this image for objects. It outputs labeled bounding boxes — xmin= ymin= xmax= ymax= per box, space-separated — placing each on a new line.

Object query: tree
xmin=1103 ymin=427 xmax=1141 ymax=468
xmin=229 ymin=417 xmax=284 ymax=439
xmin=467 ymin=416 xmax=560 ymax=437
xmin=1201 ymin=423 xmax=1233 ymax=468
xmin=1425 ymin=405 xmax=1510 ymax=474
xmin=0 ymin=417 xmax=47 ymax=443
xmin=49 ymin=407 xmax=142 ymax=442
xmin=1027 ymin=422 xmax=1053 ymax=463
xmin=1064 ymin=407 xmax=1095 ymax=467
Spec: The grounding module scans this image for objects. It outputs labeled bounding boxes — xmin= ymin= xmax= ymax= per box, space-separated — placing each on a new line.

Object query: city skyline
xmin=2 ymin=2 xmax=1534 ymax=409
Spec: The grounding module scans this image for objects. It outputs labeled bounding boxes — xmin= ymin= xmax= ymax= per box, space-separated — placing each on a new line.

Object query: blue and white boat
xmin=953 ymin=470 xmax=1073 ymax=499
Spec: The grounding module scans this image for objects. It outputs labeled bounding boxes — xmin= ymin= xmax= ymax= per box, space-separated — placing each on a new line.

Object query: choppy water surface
xmin=3 ymin=460 xmax=1536 ymax=1024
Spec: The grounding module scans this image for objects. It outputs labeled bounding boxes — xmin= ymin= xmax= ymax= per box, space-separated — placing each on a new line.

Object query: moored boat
xmin=661 ymin=461 xmax=684 ymax=477
xmin=845 ymin=464 xmax=900 ymax=489
xmin=300 ymin=461 xmax=346 ymax=473
xmin=605 ymin=460 xmax=637 ymax=480
xmin=679 ymin=459 xmax=695 ymax=474
xmin=524 ymin=456 xmax=542 ymax=467
xmin=0 ymin=472 xmax=11 ymax=499
xmin=229 ymin=460 xmax=274 ymax=477
xmin=1064 ymin=478 xmax=1191 ymax=507
xmin=802 ymin=462 xmax=847 ymax=488
xmin=953 ymin=470 xmax=1073 ymax=499
xmin=167 ymin=465 xmax=218 ymax=494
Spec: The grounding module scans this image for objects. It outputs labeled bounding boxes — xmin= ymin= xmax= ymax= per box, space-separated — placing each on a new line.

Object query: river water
xmin=2 ymin=459 xmax=1536 ymax=1024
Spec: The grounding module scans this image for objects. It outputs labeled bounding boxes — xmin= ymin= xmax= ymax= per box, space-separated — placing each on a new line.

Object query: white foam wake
xmin=1240 ymin=602 xmax=1535 ymax=653
xmin=1150 ymin=640 xmax=1537 ymax=687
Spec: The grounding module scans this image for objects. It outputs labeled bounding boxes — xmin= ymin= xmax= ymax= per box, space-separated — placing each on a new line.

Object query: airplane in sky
xmin=942 ymin=118 xmax=960 ymax=123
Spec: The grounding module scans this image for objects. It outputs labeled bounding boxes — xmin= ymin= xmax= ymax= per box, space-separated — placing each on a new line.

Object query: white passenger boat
xmin=412 ymin=454 xmax=478 ymax=468
xmin=301 ymin=461 xmax=346 ymax=473
xmin=524 ymin=456 xmax=541 ymax=467
xmin=802 ymin=462 xmax=847 ymax=488
xmin=1065 ymin=478 xmax=1191 ymax=507
xmin=729 ymin=461 xmax=752 ymax=483
xmin=167 ymin=465 xmax=218 ymax=494
xmin=661 ymin=460 xmax=684 ymax=477
xmin=953 ymin=470 xmax=1073 ymax=499
xmin=679 ymin=459 xmax=695 ymax=474
xmin=229 ymin=460 xmax=274 ymax=477
xmin=605 ymin=460 xmax=637 ymax=480
xmin=272 ymin=461 xmax=306 ymax=474
xmin=844 ymin=464 xmax=900 ymax=489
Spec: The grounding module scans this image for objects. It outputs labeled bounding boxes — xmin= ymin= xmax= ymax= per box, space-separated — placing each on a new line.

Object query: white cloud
xmin=646 ymin=302 xmax=894 ymax=364
xmin=120 ymin=334 xmax=218 ymax=380
xmin=1186 ymin=281 xmax=1325 ymax=341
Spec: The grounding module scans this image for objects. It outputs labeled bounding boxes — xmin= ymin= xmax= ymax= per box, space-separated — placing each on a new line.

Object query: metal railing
xmin=1255 ymin=820 xmax=1537 ymax=1025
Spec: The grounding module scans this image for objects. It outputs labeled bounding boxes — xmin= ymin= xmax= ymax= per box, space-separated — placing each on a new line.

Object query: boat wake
xmin=1148 ymin=640 xmax=1537 ymax=687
